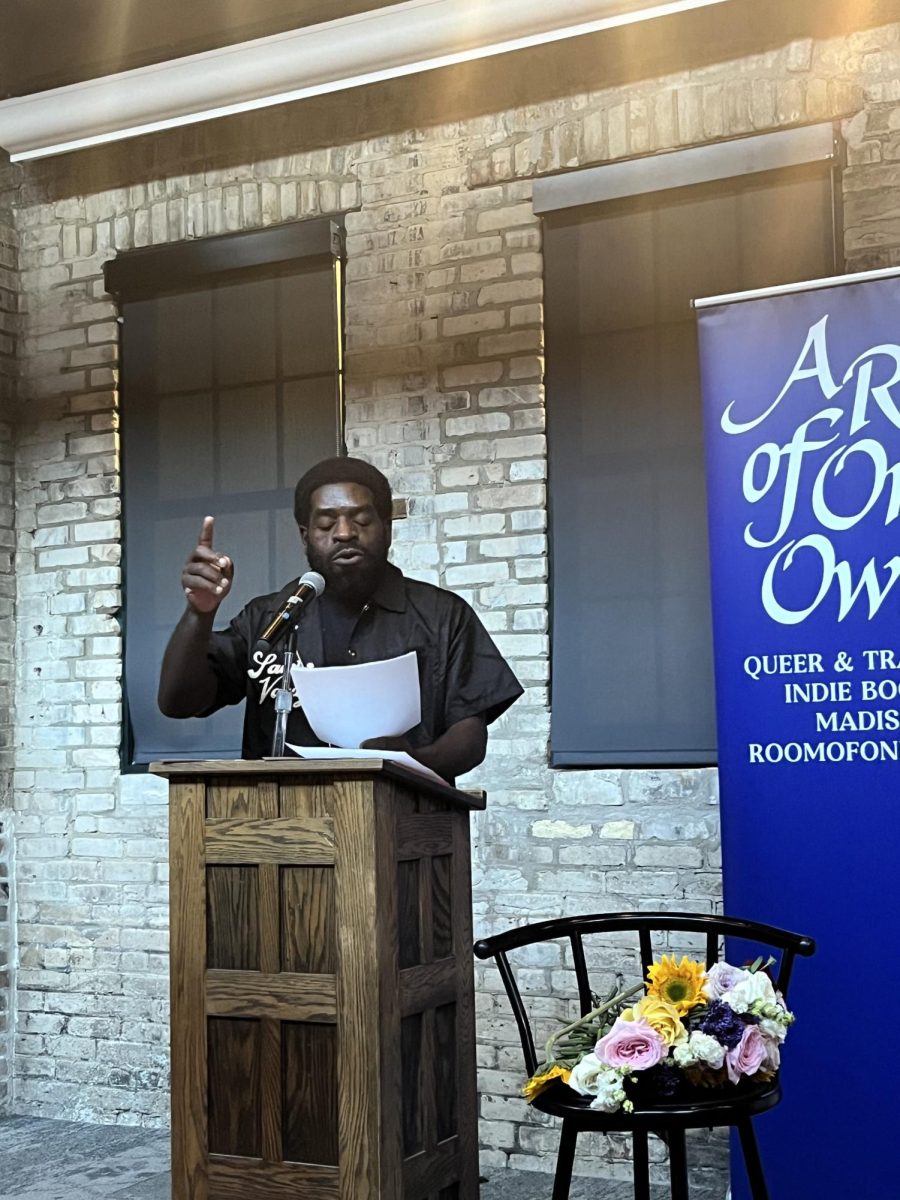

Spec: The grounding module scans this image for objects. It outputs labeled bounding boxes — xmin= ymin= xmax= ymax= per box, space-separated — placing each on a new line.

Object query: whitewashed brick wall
xmin=0 ymin=813 xmax=15 ymax=1115
xmin=4 ymin=8 xmax=900 ymax=1184
xmin=0 ymin=178 xmax=18 ymax=1115
xmin=0 ymin=690 xmax=10 ymax=1097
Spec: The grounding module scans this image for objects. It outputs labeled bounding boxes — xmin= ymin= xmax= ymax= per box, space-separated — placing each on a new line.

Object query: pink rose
xmin=595 ymin=1018 xmax=665 ymax=1071
xmin=725 ymin=1025 xmax=767 ymax=1084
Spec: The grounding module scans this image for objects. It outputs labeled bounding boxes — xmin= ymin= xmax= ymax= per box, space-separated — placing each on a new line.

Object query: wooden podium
xmin=152 ymin=758 xmax=484 ymax=1200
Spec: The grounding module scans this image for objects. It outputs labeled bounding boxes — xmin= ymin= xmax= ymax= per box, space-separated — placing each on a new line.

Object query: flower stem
xmin=545 ymin=982 xmax=646 ymax=1062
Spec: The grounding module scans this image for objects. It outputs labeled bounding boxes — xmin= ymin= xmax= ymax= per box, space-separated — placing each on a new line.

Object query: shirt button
xmin=348 ymin=649 xmax=357 ymax=658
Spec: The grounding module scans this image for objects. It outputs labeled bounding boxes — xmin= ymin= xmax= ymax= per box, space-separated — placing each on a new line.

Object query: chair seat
xmin=532 ymin=1076 xmax=782 ymax=1131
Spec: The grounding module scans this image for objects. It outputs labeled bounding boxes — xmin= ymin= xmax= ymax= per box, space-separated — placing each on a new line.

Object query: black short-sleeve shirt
xmin=203 ymin=563 xmax=523 ymax=760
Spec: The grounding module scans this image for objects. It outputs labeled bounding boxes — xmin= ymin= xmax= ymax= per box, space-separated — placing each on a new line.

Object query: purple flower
xmin=704 ymin=962 xmax=751 ymax=1000
xmin=697 ymin=1000 xmax=747 ymax=1050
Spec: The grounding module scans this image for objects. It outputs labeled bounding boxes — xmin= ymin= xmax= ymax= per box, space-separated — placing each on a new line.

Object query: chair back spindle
xmin=495 ymin=949 xmax=539 ymax=1076
xmin=569 ymin=932 xmax=593 ymax=1017
xmin=705 ymin=929 xmax=719 ymax=970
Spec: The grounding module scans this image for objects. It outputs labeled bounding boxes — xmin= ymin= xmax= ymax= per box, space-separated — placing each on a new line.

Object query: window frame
xmin=104 ymin=219 xmax=346 ymax=772
xmin=541 ymin=125 xmax=845 ymax=769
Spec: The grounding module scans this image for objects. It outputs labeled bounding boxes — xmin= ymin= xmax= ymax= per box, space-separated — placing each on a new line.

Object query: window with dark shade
xmin=107 ymin=222 xmax=344 ymax=766
xmin=544 ymin=149 xmax=840 ymax=767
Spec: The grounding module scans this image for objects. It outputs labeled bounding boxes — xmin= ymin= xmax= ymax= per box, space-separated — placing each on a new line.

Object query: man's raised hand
xmin=182 ymin=516 xmax=234 ymax=615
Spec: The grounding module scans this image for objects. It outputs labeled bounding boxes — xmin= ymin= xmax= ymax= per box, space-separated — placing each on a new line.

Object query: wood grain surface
xmin=204 ymin=817 xmax=334 ymax=863
xmin=396 ymin=813 xmax=454 ymax=859
xmin=151 ymin=757 xmax=486 ymax=810
xmin=205 ymin=969 xmax=337 ymax=1020
xmin=163 ymin=764 xmax=483 ymax=1200
xmin=281 ymin=865 xmax=336 ymax=973
xmin=208 ymin=1156 xmax=340 ymax=1198
xmin=451 ymin=807 xmax=480 ymax=1198
xmin=207 ymin=1017 xmax=260 ymax=1157
xmin=206 ymin=866 xmax=259 ymax=970
xmin=374 ymin=784 xmax=404 ymax=1198
xmin=169 ymin=779 xmax=209 ymax=1200
xmin=402 ymin=1136 xmax=460 ymax=1199
xmin=399 ymin=958 xmax=457 ymax=1017
xmin=282 ymin=1020 xmax=339 ymax=1164
xmin=334 ymin=776 xmax=398 ymax=1198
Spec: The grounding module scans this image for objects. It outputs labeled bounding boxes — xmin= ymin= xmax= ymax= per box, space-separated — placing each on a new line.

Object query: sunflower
xmin=646 ymin=955 xmax=707 ymax=1015
xmin=522 ymin=1064 xmax=571 ymax=1102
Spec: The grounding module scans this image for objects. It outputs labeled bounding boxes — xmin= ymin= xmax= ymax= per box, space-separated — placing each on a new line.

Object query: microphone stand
xmin=270 ymin=622 xmax=299 ymax=758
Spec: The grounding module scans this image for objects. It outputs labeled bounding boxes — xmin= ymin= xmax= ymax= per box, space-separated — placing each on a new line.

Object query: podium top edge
xmin=148 ymin=757 xmax=486 ymax=810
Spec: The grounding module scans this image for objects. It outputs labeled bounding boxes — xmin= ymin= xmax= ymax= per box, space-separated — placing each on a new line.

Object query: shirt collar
xmin=369 ymin=561 xmax=407 ymax=613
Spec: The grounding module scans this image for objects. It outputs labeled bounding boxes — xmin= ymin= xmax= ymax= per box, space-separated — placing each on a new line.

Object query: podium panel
xmin=153 ymin=759 xmax=483 ymax=1200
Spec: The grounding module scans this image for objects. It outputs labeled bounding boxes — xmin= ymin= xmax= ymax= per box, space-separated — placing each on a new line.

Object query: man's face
xmin=299 ymin=481 xmax=391 ymax=601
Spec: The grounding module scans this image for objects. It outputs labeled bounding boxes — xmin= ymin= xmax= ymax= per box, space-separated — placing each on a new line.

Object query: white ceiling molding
xmin=0 ymin=0 xmax=732 ymax=162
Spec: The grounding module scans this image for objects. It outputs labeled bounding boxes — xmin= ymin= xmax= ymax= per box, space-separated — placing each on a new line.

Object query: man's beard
xmin=306 ymin=544 xmax=386 ymax=604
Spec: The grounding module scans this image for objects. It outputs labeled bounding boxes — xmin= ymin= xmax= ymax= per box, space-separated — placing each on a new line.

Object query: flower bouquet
xmin=523 ymin=954 xmax=794 ymax=1114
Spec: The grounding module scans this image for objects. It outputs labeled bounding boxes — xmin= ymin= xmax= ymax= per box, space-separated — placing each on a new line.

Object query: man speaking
xmin=158 ymin=457 xmax=523 ymax=782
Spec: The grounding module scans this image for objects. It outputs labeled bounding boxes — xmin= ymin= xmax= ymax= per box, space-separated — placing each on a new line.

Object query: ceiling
xmin=3 ymin=0 xmax=891 ymax=163
xmin=1 ymin=0 xmax=741 ymax=161
xmin=0 ymin=0 xmax=402 ymax=99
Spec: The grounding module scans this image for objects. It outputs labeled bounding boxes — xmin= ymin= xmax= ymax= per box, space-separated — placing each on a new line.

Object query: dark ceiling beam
xmin=0 ymin=0 xmax=402 ymax=99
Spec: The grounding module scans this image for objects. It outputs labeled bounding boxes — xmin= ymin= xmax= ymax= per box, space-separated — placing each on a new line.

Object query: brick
xmin=444 ymin=561 xmax=509 ymax=586
xmin=460 ymin=258 xmax=507 ymax=283
xmin=477 ymin=280 xmax=542 ymax=307
xmin=531 ymin=820 xmax=592 ymax=839
xmin=477 ymin=330 xmax=541 ymax=357
xmin=441 ymin=362 xmax=503 ymax=388
xmin=442 ymin=311 xmax=505 ymax=337
xmin=442 ymin=513 xmax=505 ymax=537
xmin=509 ymin=355 xmax=543 ymax=380
xmin=480 ymin=385 xmax=540 ymax=408
xmin=444 ymin=413 xmax=510 ymax=437
xmin=475 ymin=204 xmax=535 ymax=233
xmin=479 ymin=534 xmax=546 ymax=558
xmin=73 ymin=521 xmax=119 ymax=543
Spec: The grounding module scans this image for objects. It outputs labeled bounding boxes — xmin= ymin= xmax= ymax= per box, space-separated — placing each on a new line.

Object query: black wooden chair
xmin=474 ymin=911 xmax=814 ymax=1200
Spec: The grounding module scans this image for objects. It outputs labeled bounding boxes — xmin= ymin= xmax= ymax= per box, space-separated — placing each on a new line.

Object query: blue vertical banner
xmin=696 ymin=270 xmax=900 ymax=1199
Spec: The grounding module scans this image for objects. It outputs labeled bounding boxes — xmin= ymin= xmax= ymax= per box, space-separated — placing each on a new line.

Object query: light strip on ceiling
xmin=0 ymin=0 xmax=732 ymax=162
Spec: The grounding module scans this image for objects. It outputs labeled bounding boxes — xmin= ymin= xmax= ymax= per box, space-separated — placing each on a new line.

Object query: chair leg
xmin=667 ymin=1128 xmax=690 ymax=1200
xmin=632 ymin=1128 xmax=651 ymax=1200
xmin=737 ymin=1119 xmax=769 ymax=1200
xmin=552 ymin=1120 xmax=577 ymax=1200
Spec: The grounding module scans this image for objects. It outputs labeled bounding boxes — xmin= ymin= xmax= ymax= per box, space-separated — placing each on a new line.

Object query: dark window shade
xmin=118 ymin=241 xmax=343 ymax=766
xmin=546 ymin=162 xmax=838 ymax=767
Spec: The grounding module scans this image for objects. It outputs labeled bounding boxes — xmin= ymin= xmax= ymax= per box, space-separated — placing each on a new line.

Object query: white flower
xmin=673 ymin=1040 xmax=698 ymax=1068
xmin=704 ymin=962 xmax=751 ymax=1000
xmin=568 ymin=1054 xmax=607 ymax=1096
xmin=568 ymin=1056 xmax=629 ymax=1113
xmin=673 ymin=1031 xmax=726 ymax=1070
xmin=758 ymin=1017 xmax=787 ymax=1044
xmin=688 ymin=1031 xmax=726 ymax=1070
xmin=721 ymin=971 xmax=776 ymax=1014
xmin=589 ymin=1072 xmax=627 ymax=1113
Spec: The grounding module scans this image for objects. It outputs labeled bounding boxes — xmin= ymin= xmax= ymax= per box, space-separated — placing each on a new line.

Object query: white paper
xmin=285 ymin=744 xmax=448 ymax=787
xmin=289 ymin=650 xmax=421 ymax=749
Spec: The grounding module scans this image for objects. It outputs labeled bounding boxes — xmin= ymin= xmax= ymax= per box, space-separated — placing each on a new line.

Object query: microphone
xmin=258 ymin=571 xmax=325 ymax=647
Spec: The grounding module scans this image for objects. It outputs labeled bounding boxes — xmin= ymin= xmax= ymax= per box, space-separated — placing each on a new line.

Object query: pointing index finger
xmin=198 ymin=515 xmax=215 ymax=549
